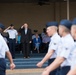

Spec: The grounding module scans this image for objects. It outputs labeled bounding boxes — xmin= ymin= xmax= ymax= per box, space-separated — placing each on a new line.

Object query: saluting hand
xmin=21 ymin=25 xmax=24 ymax=29
xmin=36 ymin=61 xmax=43 ymax=68
xmin=8 ymin=26 xmax=11 ymax=29
xmin=10 ymin=63 xmax=16 ymax=70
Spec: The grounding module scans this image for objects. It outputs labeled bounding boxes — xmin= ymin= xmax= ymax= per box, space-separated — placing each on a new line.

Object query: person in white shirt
xmin=0 ymin=23 xmax=15 ymax=75
xmin=41 ymin=19 xmax=74 ymax=75
xmin=67 ymin=18 xmax=76 ymax=75
xmin=4 ymin=24 xmax=18 ymax=59
xmin=37 ymin=21 xmax=61 ymax=75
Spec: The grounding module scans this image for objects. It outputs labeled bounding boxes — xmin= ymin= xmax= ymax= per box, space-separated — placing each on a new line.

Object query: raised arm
xmin=4 ymin=26 xmax=11 ymax=32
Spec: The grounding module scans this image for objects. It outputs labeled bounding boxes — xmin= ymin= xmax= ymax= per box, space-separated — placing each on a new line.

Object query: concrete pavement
xmin=6 ymin=68 xmax=44 ymax=75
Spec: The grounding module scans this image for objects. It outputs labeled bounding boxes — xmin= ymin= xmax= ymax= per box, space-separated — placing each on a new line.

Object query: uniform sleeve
xmin=48 ymin=39 xmax=60 ymax=52
xmin=0 ymin=36 xmax=9 ymax=52
xmin=1 ymin=36 xmax=9 ymax=52
xmin=4 ymin=43 xmax=9 ymax=52
xmin=15 ymin=30 xmax=18 ymax=35
xmin=0 ymin=40 xmax=2 ymax=50
xmin=0 ymin=38 xmax=9 ymax=52
xmin=59 ymin=43 xmax=74 ymax=59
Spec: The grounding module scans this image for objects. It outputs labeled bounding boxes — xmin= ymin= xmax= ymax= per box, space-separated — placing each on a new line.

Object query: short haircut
xmin=72 ymin=25 xmax=76 ymax=29
xmin=52 ymin=26 xmax=58 ymax=31
xmin=10 ymin=24 xmax=14 ymax=26
xmin=63 ymin=26 xmax=70 ymax=33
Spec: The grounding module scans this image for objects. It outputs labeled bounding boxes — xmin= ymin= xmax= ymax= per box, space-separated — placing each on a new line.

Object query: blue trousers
xmin=48 ymin=58 xmax=59 ymax=75
xmin=60 ymin=66 xmax=70 ymax=75
xmin=0 ymin=58 xmax=6 ymax=75
xmin=9 ymin=39 xmax=16 ymax=58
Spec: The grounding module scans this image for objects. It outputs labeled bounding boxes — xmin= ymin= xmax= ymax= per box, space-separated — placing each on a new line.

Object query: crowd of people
xmin=1 ymin=18 xmax=76 ymax=75
xmin=36 ymin=18 xmax=76 ymax=75
xmin=1 ymin=23 xmax=50 ymax=59
xmin=0 ymin=22 xmax=50 ymax=75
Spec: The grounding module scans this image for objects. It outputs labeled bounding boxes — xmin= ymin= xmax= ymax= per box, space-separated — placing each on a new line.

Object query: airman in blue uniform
xmin=41 ymin=19 xmax=74 ymax=75
xmin=37 ymin=21 xmax=61 ymax=75
xmin=0 ymin=23 xmax=15 ymax=75
xmin=67 ymin=18 xmax=76 ymax=75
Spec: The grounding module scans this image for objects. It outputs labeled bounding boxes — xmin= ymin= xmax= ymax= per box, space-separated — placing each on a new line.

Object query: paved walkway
xmin=6 ymin=68 xmax=44 ymax=75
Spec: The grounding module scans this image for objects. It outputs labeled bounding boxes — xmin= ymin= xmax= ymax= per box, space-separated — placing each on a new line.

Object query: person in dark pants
xmin=9 ymin=39 xmax=16 ymax=58
xmin=19 ymin=23 xmax=32 ymax=58
xmin=48 ymin=58 xmax=60 ymax=75
xmin=37 ymin=21 xmax=61 ymax=75
xmin=4 ymin=24 xmax=18 ymax=59
xmin=67 ymin=18 xmax=76 ymax=75
xmin=41 ymin=19 xmax=74 ymax=75
xmin=16 ymin=31 xmax=22 ymax=53
xmin=0 ymin=23 xmax=15 ymax=75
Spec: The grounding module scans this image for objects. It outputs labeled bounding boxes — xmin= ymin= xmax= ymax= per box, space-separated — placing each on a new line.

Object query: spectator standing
xmin=17 ymin=31 xmax=21 ymax=44
xmin=19 ymin=23 xmax=32 ymax=58
xmin=42 ymin=34 xmax=50 ymax=53
xmin=16 ymin=31 xmax=22 ymax=53
xmin=41 ymin=28 xmax=46 ymax=39
xmin=4 ymin=24 xmax=18 ymax=59
xmin=41 ymin=28 xmax=50 ymax=53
